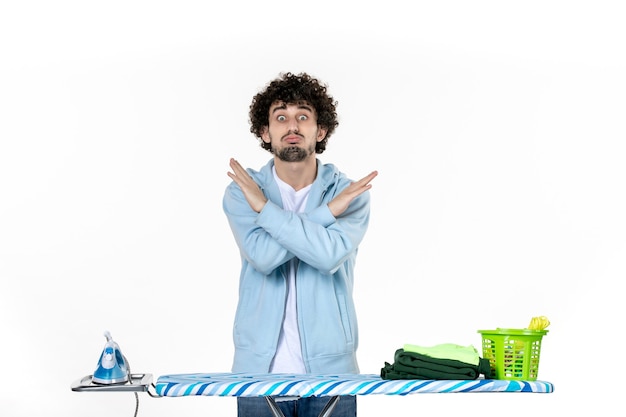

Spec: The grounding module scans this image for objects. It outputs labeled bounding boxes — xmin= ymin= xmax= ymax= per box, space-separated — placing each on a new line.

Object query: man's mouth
xmin=284 ymin=135 xmax=302 ymax=144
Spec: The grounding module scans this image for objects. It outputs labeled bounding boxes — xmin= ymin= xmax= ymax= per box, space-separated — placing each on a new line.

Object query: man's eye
xmin=277 ymin=115 xmax=286 ymax=121
xmin=298 ymin=115 xmax=308 ymax=121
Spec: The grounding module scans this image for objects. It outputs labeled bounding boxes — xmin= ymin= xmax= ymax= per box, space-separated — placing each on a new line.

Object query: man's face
xmin=261 ymin=101 xmax=327 ymax=162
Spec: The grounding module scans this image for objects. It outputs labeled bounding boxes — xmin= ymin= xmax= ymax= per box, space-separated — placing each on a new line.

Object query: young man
xmin=223 ymin=72 xmax=378 ymax=417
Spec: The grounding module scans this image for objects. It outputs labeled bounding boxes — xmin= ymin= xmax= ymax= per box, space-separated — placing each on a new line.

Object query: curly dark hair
xmin=249 ymin=72 xmax=339 ymax=154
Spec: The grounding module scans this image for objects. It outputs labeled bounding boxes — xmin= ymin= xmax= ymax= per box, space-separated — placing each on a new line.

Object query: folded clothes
xmin=403 ymin=343 xmax=481 ymax=366
xmin=381 ymin=349 xmax=491 ymax=380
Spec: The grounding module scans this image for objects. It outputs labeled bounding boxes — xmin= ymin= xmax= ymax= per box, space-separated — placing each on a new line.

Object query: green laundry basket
xmin=478 ymin=328 xmax=548 ymax=381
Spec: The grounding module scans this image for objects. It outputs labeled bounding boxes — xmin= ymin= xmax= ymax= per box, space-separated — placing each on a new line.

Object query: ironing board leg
xmin=265 ymin=396 xmax=287 ymax=417
xmin=318 ymin=396 xmax=340 ymax=417
xmin=264 ymin=395 xmax=341 ymax=417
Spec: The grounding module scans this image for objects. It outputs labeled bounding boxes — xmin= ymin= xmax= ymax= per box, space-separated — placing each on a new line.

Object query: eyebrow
xmin=270 ymin=103 xmax=314 ymax=114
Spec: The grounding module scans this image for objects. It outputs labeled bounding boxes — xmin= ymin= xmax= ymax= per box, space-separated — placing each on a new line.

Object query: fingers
xmin=358 ymin=170 xmax=378 ymax=186
xmin=227 ymin=158 xmax=252 ymax=185
xmin=333 ymin=170 xmax=378 ymax=212
xmin=228 ymin=158 xmax=245 ymax=177
xmin=327 ymin=170 xmax=377 ymax=217
xmin=350 ymin=170 xmax=378 ymax=194
xmin=227 ymin=158 xmax=268 ymax=212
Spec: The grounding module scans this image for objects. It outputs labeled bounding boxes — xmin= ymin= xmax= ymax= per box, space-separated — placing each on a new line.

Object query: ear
xmin=261 ymin=126 xmax=270 ymax=143
xmin=317 ymin=127 xmax=328 ymax=142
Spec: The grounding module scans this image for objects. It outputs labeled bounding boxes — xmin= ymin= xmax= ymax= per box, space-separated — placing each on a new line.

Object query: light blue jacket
xmin=223 ymin=159 xmax=371 ymax=374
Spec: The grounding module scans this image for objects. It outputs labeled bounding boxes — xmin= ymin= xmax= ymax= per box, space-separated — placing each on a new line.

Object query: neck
xmin=273 ymin=156 xmax=317 ymax=191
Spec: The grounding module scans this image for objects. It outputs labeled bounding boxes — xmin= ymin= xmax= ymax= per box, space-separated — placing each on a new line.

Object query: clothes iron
xmin=92 ymin=331 xmax=129 ymax=385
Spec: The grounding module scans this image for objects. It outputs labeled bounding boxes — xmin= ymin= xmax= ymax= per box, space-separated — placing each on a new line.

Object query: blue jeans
xmin=237 ymin=395 xmax=357 ymax=417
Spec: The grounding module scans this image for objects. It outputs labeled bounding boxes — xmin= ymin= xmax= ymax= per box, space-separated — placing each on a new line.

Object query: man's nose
xmin=287 ymin=118 xmax=299 ymax=132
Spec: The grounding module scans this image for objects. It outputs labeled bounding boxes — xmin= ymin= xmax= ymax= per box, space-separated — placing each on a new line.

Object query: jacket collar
xmin=255 ymin=158 xmax=339 ymax=205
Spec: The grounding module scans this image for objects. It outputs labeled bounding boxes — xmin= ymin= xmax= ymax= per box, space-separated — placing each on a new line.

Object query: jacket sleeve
xmin=223 ymin=178 xmax=371 ymax=276
xmin=223 ymin=181 xmax=296 ymax=275
xmin=256 ymin=183 xmax=371 ymax=275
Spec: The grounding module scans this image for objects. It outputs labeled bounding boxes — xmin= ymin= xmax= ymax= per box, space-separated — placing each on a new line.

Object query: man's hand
xmin=328 ymin=170 xmax=378 ymax=217
xmin=227 ymin=158 xmax=268 ymax=213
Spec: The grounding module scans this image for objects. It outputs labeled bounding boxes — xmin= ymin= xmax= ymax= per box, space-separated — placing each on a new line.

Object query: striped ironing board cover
xmin=155 ymin=373 xmax=554 ymax=397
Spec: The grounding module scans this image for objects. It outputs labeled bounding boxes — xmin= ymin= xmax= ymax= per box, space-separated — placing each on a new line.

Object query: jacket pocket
xmin=337 ymin=293 xmax=354 ymax=344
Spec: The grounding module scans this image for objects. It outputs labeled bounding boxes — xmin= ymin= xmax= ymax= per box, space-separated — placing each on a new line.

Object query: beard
xmin=275 ymin=144 xmax=315 ymax=162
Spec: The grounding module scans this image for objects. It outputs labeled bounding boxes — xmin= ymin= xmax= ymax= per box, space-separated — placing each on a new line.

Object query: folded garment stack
xmin=381 ymin=343 xmax=492 ymax=380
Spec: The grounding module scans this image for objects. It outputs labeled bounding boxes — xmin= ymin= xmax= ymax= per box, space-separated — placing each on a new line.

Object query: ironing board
xmin=73 ymin=372 xmax=553 ymax=417
xmin=155 ymin=372 xmax=554 ymax=396
xmin=155 ymin=372 xmax=554 ymax=417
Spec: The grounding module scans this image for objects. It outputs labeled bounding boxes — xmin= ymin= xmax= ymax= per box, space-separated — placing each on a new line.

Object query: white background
xmin=1 ymin=1 xmax=624 ymax=416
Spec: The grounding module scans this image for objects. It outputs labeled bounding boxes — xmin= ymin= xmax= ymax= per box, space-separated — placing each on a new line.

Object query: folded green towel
xmin=381 ymin=349 xmax=491 ymax=380
xmin=403 ymin=343 xmax=480 ymax=366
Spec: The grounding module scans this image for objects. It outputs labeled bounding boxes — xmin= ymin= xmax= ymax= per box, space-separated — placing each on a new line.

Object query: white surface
xmin=1 ymin=1 xmax=624 ymax=416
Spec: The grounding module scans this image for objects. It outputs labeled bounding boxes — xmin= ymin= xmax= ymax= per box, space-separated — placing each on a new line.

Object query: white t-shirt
xmin=269 ymin=167 xmax=311 ymax=374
